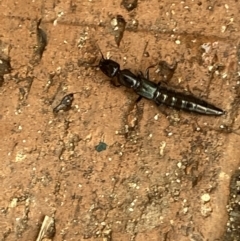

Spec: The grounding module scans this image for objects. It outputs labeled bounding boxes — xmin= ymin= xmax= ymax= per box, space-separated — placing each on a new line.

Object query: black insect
xmin=98 ymin=51 xmax=225 ymax=116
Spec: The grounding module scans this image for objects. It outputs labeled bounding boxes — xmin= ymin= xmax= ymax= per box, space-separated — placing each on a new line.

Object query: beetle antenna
xmin=96 ymin=43 xmax=105 ymax=59
xmin=88 ymin=44 xmax=106 ymax=68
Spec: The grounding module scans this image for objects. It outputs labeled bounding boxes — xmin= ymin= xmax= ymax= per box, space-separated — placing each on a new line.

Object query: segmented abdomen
xmin=154 ymin=86 xmax=224 ymax=116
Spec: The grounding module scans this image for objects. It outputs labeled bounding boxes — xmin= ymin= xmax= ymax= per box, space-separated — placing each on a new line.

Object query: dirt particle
xmin=95 ymin=142 xmax=107 ymax=152
xmin=201 ymin=193 xmax=211 ymax=203
xmin=121 ymin=0 xmax=138 ymax=11
xmin=111 ymin=15 xmax=126 ymax=46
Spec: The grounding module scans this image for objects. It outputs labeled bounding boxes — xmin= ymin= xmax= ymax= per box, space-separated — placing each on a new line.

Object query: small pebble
xmin=95 ymin=142 xmax=107 ymax=152
xmin=201 ymin=193 xmax=211 ymax=203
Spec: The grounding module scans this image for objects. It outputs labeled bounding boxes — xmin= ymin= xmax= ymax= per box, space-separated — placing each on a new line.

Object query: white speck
xmin=22 ymin=140 xmax=26 ymax=143
xmin=78 ymin=184 xmax=82 ymax=188
xmin=168 ymin=132 xmax=173 ymax=136
xmin=18 ymin=125 xmax=22 ymax=130
xmin=63 ymin=40 xmax=68 ymax=44
xmin=159 ymin=141 xmax=166 ymax=156
xmin=175 ymin=40 xmax=181 ymax=45
xmin=53 ymin=19 xmax=58 ymax=26
xmin=58 ymin=11 xmax=64 ymax=17
xmin=221 ymin=25 xmax=227 ymax=33
xmin=15 ymin=152 xmax=26 ymax=162
xmin=225 ymin=4 xmax=229 ymax=10
xmin=9 ymin=198 xmax=18 ymax=208
xmin=129 ymin=208 xmax=134 ymax=212
xmin=149 ymin=133 xmax=153 ymax=138
xmin=208 ymin=65 xmax=214 ymax=71
xmin=84 ymin=133 xmax=92 ymax=140
xmin=106 ymin=52 xmax=111 ymax=59
xmin=154 ymin=114 xmax=159 ymax=120
xmin=111 ymin=18 xmax=118 ymax=27
xmin=183 ymin=207 xmax=188 ymax=214
xmin=108 ymin=157 xmax=112 ymax=161
xmin=222 ymin=72 xmax=228 ymax=79
xmin=201 ymin=203 xmax=212 ymax=216
xmin=201 ymin=193 xmax=211 ymax=203
xmin=201 ymin=43 xmax=211 ymax=53
xmin=128 ymin=183 xmax=137 ymax=188
xmin=177 ymin=162 xmax=182 ymax=168
xmin=56 ymin=66 xmax=61 ymax=74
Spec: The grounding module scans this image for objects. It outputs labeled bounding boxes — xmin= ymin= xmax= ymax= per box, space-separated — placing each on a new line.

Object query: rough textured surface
xmin=1 ymin=0 xmax=240 ymax=240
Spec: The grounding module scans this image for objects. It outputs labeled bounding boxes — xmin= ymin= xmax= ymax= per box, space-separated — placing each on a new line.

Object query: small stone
xmin=154 ymin=114 xmax=159 ymax=120
xmin=201 ymin=203 xmax=212 ymax=217
xmin=183 ymin=207 xmax=188 ymax=214
xmin=95 ymin=142 xmax=107 ymax=152
xmin=177 ymin=162 xmax=182 ymax=168
xmin=201 ymin=193 xmax=211 ymax=203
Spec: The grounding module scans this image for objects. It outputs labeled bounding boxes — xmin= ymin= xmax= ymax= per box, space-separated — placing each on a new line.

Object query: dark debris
xmin=95 ymin=142 xmax=107 ymax=152
xmin=31 ymin=19 xmax=47 ymax=66
xmin=0 ymin=57 xmax=11 ymax=87
xmin=121 ymin=0 xmax=138 ymax=11
xmin=111 ymin=15 xmax=126 ymax=47
xmin=53 ymin=93 xmax=75 ymax=113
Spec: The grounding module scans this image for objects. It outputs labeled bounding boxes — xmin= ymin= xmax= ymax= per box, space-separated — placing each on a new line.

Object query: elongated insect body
xmin=98 ymin=51 xmax=225 ymax=116
xmin=153 ymin=85 xmax=224 ymax=115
